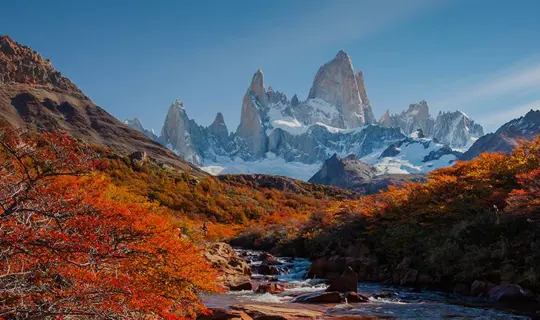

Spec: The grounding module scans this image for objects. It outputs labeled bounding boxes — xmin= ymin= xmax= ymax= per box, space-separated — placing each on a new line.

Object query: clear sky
xmin=2 ymin=0 xmax=540 ymax=133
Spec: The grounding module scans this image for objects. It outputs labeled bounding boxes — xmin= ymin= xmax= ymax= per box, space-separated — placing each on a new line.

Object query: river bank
xmin=200 ymin=246 xmax=537 ymax=319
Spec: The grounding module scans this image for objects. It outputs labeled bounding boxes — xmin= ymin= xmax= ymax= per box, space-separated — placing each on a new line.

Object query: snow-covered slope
xmin=361 ymin=135 xmax=460 ymax=175
xmin=432 ymin=110 xmax=484 ymax=149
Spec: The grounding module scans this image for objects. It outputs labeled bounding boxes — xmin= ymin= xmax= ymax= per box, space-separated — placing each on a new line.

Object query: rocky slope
xmin=0 ymin=35 xmax=205 ymax=176
xmin=126 ymin=50 xmax=485 ymax=180
xmin=461 ymin=109 xmax=540 ymax=160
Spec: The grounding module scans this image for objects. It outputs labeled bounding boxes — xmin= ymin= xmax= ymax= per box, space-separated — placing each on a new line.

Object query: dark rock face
xmin=229 ymin=282 xmax=253 ymax=291
xmin=292 ymin=291 xmax=342 ymax=304
xmin=309 ymin=154 xmax=377 ymax=190
xmin=0 ymin=35 xmax=83 ymax=97
xmin=461 ymin=110 xmax=540 ymax=160
xmin=257 ymin=264 xmax=280 ymax=275
xmin=308 ymin=152 xmax=427 ymax=193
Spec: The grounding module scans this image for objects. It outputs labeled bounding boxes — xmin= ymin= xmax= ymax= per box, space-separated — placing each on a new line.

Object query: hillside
xmin=0 ymin=35 xmax=204 ymax=176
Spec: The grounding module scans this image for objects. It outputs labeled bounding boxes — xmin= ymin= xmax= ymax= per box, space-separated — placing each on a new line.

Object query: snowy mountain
xmin=127 ymin=50 xmax=485 ymax=181
xmin=432 ymin=110 xmax=484 ymax=150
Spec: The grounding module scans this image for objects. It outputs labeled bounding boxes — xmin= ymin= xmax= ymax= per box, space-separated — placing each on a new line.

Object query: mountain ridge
xmin=127 ymin=50 xmax=485 ymax=180
xmin=0 ymin=34 xmax=206 ymax=176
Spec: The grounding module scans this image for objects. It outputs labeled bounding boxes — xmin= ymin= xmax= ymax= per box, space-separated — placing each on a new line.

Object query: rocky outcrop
xmin=461 ymin=109 xmax=540 ymax=160
xmin=307 ymin=51 xmax=366 ymax=128
xmin=255 ymin=283 xmax=284 ymax=294
xmin=355 ymin=71 xmax=376 ymax=124
xmin=0 ymin=35 xmax=84 ymax=97
xmin=309 ymin=154 xmax=377 ymax=189
xmin=204 ymin=242 xmax=251 ymax=288
xmin=325 ymin=267 xmax=358 ymax=293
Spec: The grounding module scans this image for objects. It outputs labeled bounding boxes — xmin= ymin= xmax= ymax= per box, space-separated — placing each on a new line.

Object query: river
xmin=203 ymin=249 xmax=532 ymax=319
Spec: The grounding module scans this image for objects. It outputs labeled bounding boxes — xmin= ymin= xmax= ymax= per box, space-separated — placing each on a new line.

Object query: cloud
xmin=481 ymin=99 xmax=540 ymax=127
xmin=433 ymin=60 xmax=540 ymax=110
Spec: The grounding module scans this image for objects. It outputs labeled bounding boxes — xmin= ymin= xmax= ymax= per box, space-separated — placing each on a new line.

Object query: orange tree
xmin=0 ymin=130 xmax=219 ymax=319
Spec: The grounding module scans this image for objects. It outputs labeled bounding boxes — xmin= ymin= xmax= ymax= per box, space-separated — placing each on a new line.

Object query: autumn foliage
xmin=0 ymin=130 xmax=219 ymax=319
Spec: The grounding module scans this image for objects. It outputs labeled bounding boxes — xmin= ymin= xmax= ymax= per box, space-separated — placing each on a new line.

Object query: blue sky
xmin=2 ymin=0 xmax=540 ymax=133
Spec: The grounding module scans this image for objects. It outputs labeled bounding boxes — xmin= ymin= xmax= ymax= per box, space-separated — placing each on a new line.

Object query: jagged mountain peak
xmin=335 ymin=49 xmax=351 ymax=61
xmin=212 ymin=112 xmax=225 ymax=125
xmin=171 ymin=97 xmax=185 ymax=109
xmin=307 ymin=50 xmax=366 ymax=128
xmin=250 ymin=69 xmax=265 ymax=89
xmin=125 ymin=117 xmax=143 ymax=129
xmin=291 ymin=94 xmax=300 ymax=106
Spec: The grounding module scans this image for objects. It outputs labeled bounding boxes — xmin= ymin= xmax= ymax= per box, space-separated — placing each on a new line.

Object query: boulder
xmin=345 ymin=291 xmax=369 ymax=303
xmin=416 ymin=273 xmax=435 ymax=287
xmin=255 ymin=283 xmax=285 ymax=294
xmin=372 ymin=291 xmax=397 ymax=299
xmin=292 ymin=291 xmax=342 ymax=303
xmin=261 ymin=258 xmax=282 ymax=266
xmin=257 ymin=264 xmax=280 ymax=275
xmin=307 ymin=255 xmax=347 ymax=279
xmin=470 ymin=280 xmax=487 ymax=296
xmin=129 ymin=150 xmax=148 ymax=164
xmin=489 ymin=284 xmax=535 ymax=302
xmin=204 ymin=243 xmax=251 ymax=286
xmin=229 ymin=282 xmax=253 ymax=291
xmin=258 ymin=252 xmax=275 ymax=262
xmin=326 ymin=267 xmax=358 ymax=293
xmin=453 ymin=283 xmax=470 ymax=296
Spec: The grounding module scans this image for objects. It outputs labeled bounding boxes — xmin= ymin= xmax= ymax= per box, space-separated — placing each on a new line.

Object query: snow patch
xmin=202 ymin=157 xmax=321 ymax=181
